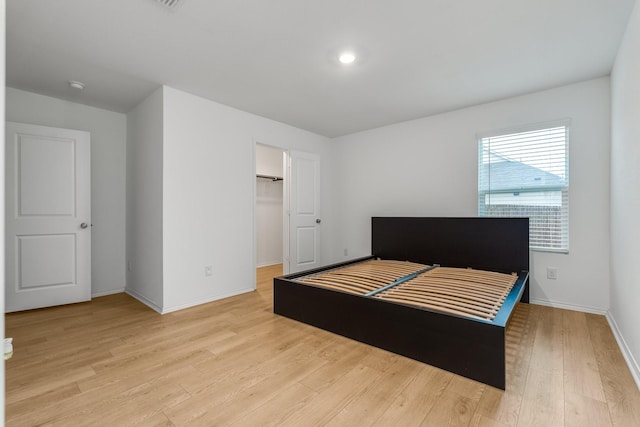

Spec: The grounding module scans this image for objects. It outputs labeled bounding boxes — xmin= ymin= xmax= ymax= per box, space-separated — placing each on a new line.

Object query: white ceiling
xmin=6 ymin=0 xmax=636 ymax=137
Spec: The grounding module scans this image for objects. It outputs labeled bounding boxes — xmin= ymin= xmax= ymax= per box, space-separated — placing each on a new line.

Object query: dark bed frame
xmin=273 ymin=217 xmax=530 ymax=389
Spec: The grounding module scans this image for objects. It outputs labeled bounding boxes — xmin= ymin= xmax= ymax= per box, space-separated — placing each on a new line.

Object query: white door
xmin=288 ymin=151 xmax=320 ymax=273
xmin=5 ymin=122 xmax=91 ymax=312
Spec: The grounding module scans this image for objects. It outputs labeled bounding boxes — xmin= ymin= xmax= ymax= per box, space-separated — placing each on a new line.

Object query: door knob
xmin=80 ymin=223 xmax=89 ymax=229
xmin=316 ymin=219 xmax=322 ymax=224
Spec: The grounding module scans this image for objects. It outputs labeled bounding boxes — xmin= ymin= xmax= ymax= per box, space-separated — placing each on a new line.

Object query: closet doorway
xmin=255 ymin=144 xmax=286 ymax=281
xmin=255 ymin=143 xmax=321 ymax=283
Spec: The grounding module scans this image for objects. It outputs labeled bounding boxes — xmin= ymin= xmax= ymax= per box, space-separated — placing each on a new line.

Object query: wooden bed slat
xmin=376 ymin=267 xmax=517 ymax=321
xmin=425 ymin=271 xmax=516 ymax=287
xmin=400 ymin=278 xmax=508 ymax=297
xmin=297 ymin=281 xmax=374 ymax=294
xmin=374 ymin=295 xmax=489 ymax=320
xmin=379 ymin=288 xmax=499 ymax=311
xmin=296 ymin=259 xmax=429 ymax=295
xmin=379 ymin=296 xmax=498 ymax=319
xmin=299 ymin=280 xmax=373 ymax=294
xmin=303 ymin=275 xmax=384 ymax=288
xmin=294 ymin=260 xmax=517 ymax=322
xmin=396 ymin=283 xmax=504 ymax=303
xmin=381 ymin=288 xmax=501 ymax=311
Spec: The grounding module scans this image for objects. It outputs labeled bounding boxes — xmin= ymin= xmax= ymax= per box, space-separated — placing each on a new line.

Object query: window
xmin=478 ymin=121 xmax=569 ymax=252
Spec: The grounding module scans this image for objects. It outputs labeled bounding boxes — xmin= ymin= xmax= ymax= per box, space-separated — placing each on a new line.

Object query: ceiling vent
xmin=154 ymin=0 xmax=183 ymax=9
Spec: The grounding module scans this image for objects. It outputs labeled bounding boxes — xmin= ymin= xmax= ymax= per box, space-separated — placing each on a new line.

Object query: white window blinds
xmin=478 ymin=122 xmax=569 ymax=252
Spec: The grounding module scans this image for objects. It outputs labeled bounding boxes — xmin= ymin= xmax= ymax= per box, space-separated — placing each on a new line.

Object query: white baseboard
xmin=125 ymin=287 xmax=256 ymax=314
xmin=92 ymin=288 xmax=125 ymax=298
xmin=160 ymin=287 xmax=255 ymax=314
xmin=125 ymin=288 xmax=162 ymax=314
xmin=606 ymin=312 xmax=640 ymax=391
xmin=529 ymin=298 xmax=607 ymax=315
xmin=256 ymin=261 xmax=283 ymax=268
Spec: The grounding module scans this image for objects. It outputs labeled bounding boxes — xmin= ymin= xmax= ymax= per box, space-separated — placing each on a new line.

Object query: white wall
xmin=126 ymin=87 xmax=164 ymax=310
xmin=610 ymin=0 xmax=640 ymax=387
xmin=6 ymin=87 xmax=127 ymax=297
xmin=160 ymin=86 xmax=331 ymax=312
xmin=256 ymin=144 xmax=284 ymax=178
xmin=256 ymin=144 xmax=284 ymax=267
xmin=331 ymin=78 xmax=611 ymax=313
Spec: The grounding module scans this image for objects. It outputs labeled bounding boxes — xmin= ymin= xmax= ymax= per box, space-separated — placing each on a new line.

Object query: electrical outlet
xmin=547 ymin=267 xmax=558 ymax=280
xmin=344 ymin=248 xmax=348 ymax=257
xmin=205 ymin=265 xmax=213 ymax=277
xmin=127 ymin=261 xmax=132 ymax=272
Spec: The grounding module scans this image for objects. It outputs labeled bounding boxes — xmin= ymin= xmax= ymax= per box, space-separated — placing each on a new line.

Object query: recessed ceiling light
xmin=339 ymin=52 xmax=356 ymax=64
xmin=68 ymin=81 xmax=85 ymax=90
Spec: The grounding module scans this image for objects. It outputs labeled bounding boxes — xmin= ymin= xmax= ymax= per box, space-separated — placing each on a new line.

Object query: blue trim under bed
xmin=491 ymin=271 xmax=529 ymax=327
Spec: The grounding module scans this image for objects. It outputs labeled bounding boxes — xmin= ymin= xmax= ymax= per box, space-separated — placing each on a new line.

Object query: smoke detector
xmin=68 ymin=81 xmax=85 ymax=90
xmin=154 ymin=0 xmax=183 ymax=9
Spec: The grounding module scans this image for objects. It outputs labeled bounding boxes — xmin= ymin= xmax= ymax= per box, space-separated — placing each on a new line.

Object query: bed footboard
xmin=274 ymin=276 xmax=508 ymax=389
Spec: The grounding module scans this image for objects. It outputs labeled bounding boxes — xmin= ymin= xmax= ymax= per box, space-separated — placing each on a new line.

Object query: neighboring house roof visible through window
xmin=479 ymin=160 xmax=565 ymax=192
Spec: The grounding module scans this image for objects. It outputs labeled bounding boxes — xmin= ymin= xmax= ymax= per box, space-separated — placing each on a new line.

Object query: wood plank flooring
xmin=5 ymin=264 xmax=640 ymax=426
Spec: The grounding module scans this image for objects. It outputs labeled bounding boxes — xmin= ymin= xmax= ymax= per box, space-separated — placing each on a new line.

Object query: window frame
xmin=477 ymin=119 xmax=570 ymax=253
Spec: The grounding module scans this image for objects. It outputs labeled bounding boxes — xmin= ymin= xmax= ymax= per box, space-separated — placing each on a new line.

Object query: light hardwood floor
xmin=5 ymin=264 xmax=640 ymax=426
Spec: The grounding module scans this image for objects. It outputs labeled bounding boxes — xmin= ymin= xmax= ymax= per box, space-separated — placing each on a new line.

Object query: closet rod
xmin=256 ymin=174 xmax=283 ymax=182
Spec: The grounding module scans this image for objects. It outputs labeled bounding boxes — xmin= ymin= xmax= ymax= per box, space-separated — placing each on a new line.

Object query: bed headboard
xmin=371 ymin=217 xmax=529 ymax=275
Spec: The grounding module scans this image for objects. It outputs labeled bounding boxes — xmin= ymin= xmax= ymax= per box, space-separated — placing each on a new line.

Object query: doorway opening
xmin=255 ymin=143 xmax=286 ymax=289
